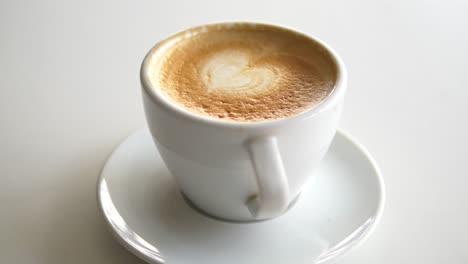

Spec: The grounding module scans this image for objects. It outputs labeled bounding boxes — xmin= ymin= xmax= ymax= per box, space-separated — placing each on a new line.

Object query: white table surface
xmin=1 ymin=0 xmax=467 ymax=263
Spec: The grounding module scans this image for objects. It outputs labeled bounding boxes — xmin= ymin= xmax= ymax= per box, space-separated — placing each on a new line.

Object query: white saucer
xmin=97 ymin=129 xmax=385 ymax=264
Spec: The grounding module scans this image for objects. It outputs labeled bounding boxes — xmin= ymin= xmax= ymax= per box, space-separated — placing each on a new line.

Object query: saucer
xmin=97 ymin=129 xmax=385 ymax=264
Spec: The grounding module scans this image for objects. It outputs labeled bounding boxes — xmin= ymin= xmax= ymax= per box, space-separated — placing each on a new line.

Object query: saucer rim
xmin=96 ymin=129 xmax=385 ymax=264
xmin=317 ymin=130 xmax=385 ymax=263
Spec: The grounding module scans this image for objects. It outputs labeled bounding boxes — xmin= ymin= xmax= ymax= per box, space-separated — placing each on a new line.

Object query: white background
xmin=1 ymin=0 xmax=467 ymax=263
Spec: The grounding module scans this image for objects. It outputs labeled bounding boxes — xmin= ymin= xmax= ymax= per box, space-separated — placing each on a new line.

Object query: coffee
xmin=147 ymin=23 xmax=337 ymax=122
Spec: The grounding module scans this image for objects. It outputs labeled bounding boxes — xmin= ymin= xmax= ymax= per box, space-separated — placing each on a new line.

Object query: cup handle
xmin=246 ymin=136 xmax=290 ymax=219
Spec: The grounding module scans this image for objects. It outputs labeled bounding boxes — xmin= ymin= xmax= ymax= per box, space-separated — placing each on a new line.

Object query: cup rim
xmin=140 ymin=22 xmax=347 ymax=128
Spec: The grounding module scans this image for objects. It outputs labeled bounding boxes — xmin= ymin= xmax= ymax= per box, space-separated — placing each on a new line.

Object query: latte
xmin=147 ymin=23 xmax=337 ymax=122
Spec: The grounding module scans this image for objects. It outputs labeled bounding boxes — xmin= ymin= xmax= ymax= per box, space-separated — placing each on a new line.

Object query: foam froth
xmin=201 ymin=50 xmax=280 ymax=95
xmin=148 ymin=23 xmax=337 ymax=122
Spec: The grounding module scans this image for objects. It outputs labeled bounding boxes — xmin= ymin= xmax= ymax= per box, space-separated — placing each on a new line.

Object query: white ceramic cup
xmin=140 ymin=22 xmax=347 ymax=222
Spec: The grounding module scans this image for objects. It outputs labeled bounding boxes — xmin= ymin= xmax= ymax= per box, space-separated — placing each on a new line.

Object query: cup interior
xmin=140 ymin=22 xmax=347 ymax=128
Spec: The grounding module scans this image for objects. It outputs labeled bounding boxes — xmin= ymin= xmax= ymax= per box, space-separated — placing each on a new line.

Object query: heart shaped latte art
xmin=200 ymin=50 xmax=280 ymax=95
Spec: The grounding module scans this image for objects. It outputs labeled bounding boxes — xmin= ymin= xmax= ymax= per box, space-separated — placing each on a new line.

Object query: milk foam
xmin=148 ymin=23 xmax=337 ymax=122
xmin=201 ymin=50 xmax=280 ymax=95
